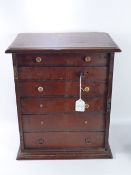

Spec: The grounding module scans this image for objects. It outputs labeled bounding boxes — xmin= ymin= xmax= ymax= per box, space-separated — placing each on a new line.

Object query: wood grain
xmin=5 ymin=33 xmax=121 ymax=53
xmin=22 ymin=113 xmax=105 ymax=132
xmin=21 ymin=97 xmax=106 ymax=114
xmin=24 ymin=132 xmax=105 ymax=149
xmin=18 ymin=81 xmax=107 ymax=97
xmin=18 ymin=67 xmax=108 ymax=81
xmin=17 ymin=53 xmax=108 ymax=66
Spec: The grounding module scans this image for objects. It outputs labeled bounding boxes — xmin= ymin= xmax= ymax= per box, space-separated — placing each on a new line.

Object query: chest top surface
xmin=5 ymin=32 xmax=121 ymax=53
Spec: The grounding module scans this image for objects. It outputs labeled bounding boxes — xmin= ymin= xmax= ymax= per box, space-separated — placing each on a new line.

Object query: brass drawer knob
xmin=84 ymin=86 xmax=90 ymax=92
xmin=38 ymin=86 xmax=44 ymax=92
xmin=85 ymin=56 xmax=91 ymax=62
xmin=36 ymin=56 xmax=42 ymax=63
xmin=84 ymin=120 xmax=88 ymax=124
xmin=40 ymin=121 xmax=44 ymax=125
xmin=85 ymin=103 xmax=89 ymax=109
xmin=40 ymin=104 xmax=43 ymax=108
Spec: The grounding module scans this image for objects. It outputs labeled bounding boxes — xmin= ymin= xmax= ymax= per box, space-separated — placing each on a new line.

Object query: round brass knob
xmin=85 ymin=56 xmax=91 ymax=62
xmin=40 ymin=121 xmax=44 ymax=125
xmin=84 ymin=120 xmax=88 ymax=124
xmin=85 ymin=103 xmax=89 ymax=109
xmin=84 ymin=86 xmax=90 ymax=92
xmin=38 ymin=86 xmax=44 ymax=92
xmin=36 ymin=56 xmax=42 ymax=63
xmin=40 ymin=104 xmax=43 ymax=108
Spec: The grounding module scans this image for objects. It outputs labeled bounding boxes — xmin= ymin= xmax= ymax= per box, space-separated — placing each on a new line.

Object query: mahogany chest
xmin=5 ymin=33 xmax=121 ymax=159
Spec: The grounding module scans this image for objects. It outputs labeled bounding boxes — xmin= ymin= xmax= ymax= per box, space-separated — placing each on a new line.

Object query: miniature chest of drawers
xmin=5 ymin=33 xmax=121 ymax=160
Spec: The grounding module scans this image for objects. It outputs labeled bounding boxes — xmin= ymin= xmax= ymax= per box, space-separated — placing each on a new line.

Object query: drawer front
xmin=24 ymin=132 xmax=105 ymax=149
xmin=22 ymin=114 xmax=105 ymax=132
xmin=19 ymin=81 xmax=107 ymax=97
xmin=21 ymin=97 xmax=106 ymax=114
xmin=18 ymin=67 xmax=108 ymax=81
xmin=17 ymin=53 xmax=108 ymax=66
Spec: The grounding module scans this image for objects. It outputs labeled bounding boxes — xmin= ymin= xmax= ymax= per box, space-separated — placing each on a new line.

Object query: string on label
xmin=75 ymin=74 xmax=85 ymax=112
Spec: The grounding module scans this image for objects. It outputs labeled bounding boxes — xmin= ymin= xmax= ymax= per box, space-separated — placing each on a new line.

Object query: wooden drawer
xmin=24 ymin=132 xmax=105 ymax=149
xmin=18 ymin=81 xmax=107 ymax=97
xmin=18 ymin=67 xmax=108 ymax=81
xmin=21 ymin=97 xmax=106 ymax=114
xmin=17 ymin=53 xmax=108 ymax=67
xmin=22 ymin=113 xmax=105 ymax=132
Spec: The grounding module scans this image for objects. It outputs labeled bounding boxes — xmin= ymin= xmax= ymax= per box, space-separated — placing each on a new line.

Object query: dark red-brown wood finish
xmin=5 ymin=33 xmax=121 ymax=160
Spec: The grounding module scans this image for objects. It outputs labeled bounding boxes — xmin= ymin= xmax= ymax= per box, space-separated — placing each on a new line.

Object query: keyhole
xmin=82 ymin=72 xmax=89 ymax=77
xmin=85 ymin=138 xmax=91 ymax=144
xmin=86 ymin=72 xmax=89 ymax=75
xmin=38 ymin=138 xmax=44 ymax=144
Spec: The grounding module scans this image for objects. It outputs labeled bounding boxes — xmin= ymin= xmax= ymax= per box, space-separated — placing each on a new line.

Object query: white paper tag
xmin=75 ymin=99 xmax=85 ymax=112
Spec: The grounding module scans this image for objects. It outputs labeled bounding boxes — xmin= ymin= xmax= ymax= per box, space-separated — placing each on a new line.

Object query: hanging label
xmin=75 ymin=74 xmax=85 ymax=112
xmin=75 ymin=99 xmax=85 ymax=112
